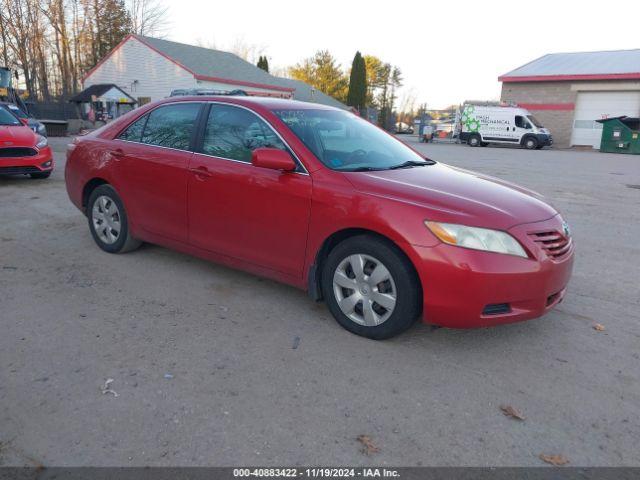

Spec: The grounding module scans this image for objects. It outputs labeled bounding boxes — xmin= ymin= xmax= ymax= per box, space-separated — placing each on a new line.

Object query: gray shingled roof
xmin=500 ymin=49 xmax=640 ymax=78
xmin=136 ymin=35 xmax=347 ymax=109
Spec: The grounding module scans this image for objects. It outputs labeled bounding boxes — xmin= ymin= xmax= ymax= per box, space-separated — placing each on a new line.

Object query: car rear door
xmin=187 ymin=103 xmax=312 ymax=278
xmin=113 ymin=102 xmax=203 ymax=243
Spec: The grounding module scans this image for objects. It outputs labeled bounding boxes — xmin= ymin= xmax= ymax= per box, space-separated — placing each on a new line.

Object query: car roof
xmin=159 ymin=95 xmax=339 ymax=112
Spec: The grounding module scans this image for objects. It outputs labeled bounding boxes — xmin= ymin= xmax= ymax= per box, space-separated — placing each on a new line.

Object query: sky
xmin=166 ymin=0 xmax=640 ymax=109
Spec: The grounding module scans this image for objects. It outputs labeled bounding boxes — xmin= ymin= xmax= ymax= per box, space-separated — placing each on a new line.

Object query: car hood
xmin=0 ymin=125 xmax=37 ymax=146
xmin=345 ymin=163 xmax=557 ymax=230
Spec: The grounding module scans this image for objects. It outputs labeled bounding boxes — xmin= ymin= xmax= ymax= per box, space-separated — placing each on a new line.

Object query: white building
xmin=83 ymin=34 xmax=345 ymax=109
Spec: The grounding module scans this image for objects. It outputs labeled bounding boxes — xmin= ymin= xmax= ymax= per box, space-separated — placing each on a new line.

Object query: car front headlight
xmin=425 ymin=221 xmax=528 ymax=258
xmin=35 ymin=135 xmax=48 ymax=149
xmin=37 ymin=123 xmax=47 ymax=137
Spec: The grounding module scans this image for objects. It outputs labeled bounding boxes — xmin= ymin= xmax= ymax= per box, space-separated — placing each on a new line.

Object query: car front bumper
xmin=409 ymin=215 xmax=574 ymax=328
xmin=0 ymin=146 xmax=54 ymax=175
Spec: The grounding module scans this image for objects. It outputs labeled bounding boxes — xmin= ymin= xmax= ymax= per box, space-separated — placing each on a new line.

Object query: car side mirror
xmin=251 ymin=148 xmax=296 ymax=172
xmin=20 ymin=118 xmax=29 ymax=126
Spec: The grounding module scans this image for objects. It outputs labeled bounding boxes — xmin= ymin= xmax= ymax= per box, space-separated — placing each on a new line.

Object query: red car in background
xmin=65 ymin=96 xmax=574 ymax=339
xmin=0 ymin=104 xmax=53 ymax=179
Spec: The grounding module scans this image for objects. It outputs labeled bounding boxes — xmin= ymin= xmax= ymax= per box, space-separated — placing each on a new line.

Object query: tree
xmin=127 ymin=0 xmax=169 ymax=37
xmin=257 ymin=55 xmax=269 ymax=73
xmin=96 ymin=0 xmax=132 ymax=60
xmin=289 ymin=50 xmax=348 ymax=103
xmin=346 ymin=51 xmax=366 ymax=111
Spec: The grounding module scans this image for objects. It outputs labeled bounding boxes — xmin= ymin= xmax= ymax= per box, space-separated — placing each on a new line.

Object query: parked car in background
xmin=0 ymin=105 xmax=53 ymax=179
xmin=460 ymin=103 xmax=552 ymax=149
xmin=65 ymin=96 xmax=573 ymax=339
xmin=394 ymin=122 xmax=414 ymax=134
xmin=0 ymin=102 xmax=47 ymax=137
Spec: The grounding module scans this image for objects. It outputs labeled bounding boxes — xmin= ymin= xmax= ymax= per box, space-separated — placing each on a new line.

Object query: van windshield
xmin=273 ymin=108 xmax=433 ymax=171
xmin=527 ymin=115 xmax=544 ymax=128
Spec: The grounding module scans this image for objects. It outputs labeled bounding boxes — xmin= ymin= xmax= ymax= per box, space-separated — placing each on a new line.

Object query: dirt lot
xmin=1 ymin=137 xmax=639 ymax=467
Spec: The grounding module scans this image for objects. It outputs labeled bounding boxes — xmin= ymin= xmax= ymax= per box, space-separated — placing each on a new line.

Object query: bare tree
xmin=127 ymin=0 xmax=169 ymax=37
xmin=228 ymin=36 xmax=265 ymax=63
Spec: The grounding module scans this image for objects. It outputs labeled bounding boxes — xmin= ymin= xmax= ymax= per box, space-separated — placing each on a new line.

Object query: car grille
xmin=528 ymin=230 xmax=571 ymax=259
xmin=0 ymin=147 xmax=38 ymax=157
xmin=0 ymin=166 xmax=40 ymax=175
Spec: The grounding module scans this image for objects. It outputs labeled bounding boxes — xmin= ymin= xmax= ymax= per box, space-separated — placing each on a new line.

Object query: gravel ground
xmin=0 ymin=136 xmax=638 ymax=467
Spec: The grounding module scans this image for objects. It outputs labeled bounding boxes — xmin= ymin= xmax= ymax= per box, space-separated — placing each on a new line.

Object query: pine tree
xmin=347 ymin=51 xmax=366 ymax=111
xmin=257 ymin=55 xmax=269 ymax=72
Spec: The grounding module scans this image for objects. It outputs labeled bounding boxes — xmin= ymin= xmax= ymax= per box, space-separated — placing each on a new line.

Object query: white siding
xmin=84 ymin=37 xmax=196 ymax=102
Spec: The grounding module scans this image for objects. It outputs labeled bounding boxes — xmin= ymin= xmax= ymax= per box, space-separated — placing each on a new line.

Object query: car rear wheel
xmin=87 ymin=184 xmax=141 ymax=254
xmin=468 ymin=134 xmax=481 ymax=147
xmin=30 ymin=171 xmax=51 ymax=179
xmin=321 ymin=235 xmax=421 ymax=339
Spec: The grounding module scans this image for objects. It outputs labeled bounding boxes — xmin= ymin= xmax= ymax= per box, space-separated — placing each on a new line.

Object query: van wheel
xmin=321 ymin=235 xmax=421 ymax=340
xmin=87 ymin=184 xmax=142 ymax=254
xmin=523 ymin=137 xmax=538 ymax=150
xmin=468 ymin=135 xmax=481 ymax=147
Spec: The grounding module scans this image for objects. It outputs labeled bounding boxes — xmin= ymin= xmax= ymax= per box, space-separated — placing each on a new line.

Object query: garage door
xmin=570 ymin=91 xmax=640 ymax=148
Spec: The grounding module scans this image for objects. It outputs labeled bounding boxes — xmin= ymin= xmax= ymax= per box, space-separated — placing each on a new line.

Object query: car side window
xmin=202 ymin=104 xmax=286 ymax=162
xmin=515 ymin=116 xmax=531 ymax=129
xmin=141 ymin=103 xmax=201 ymax=150
xmin=118 ymin=114 xmax=148 ymax=142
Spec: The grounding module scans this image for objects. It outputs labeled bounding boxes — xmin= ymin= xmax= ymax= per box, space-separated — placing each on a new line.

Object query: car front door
xmin=113 ymin=102 xmax=203 ymax=243
xmin=187 ymin=103 xmax=312 ymax=278
xmin=514 ymin=115 xmax=533 ymax=142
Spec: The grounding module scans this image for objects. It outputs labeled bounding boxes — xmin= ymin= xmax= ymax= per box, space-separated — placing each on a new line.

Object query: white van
xmin=459 ymin=104 xmax=553 ymax=149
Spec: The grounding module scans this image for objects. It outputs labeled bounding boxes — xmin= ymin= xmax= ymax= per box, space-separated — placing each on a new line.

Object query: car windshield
xmin=273 ymin=109 xmax=433 ymax=171
xmin=527 ymin=115 xmax=544 ymax=128
xmin=0 ymin=106 xmax=22 ymax=126
xmin=6 ymin=104 xmax=27 ymax=119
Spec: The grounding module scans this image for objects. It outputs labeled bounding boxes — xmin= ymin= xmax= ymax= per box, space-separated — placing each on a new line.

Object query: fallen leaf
xmin=101 ymin=378 xmax=119 ymax=397
xmin=356 ymin=435 xmax=379 ymax=455
xmin=500 ymin=405 xmax=525 ymax=421
xmin=539 ymin=454 xmax=569 ymax=466
xmin=593 ymin=324 xmax=605 ymax=331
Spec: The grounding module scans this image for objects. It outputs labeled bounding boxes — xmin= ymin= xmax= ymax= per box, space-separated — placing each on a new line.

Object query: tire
xmin=468 ymin=134 xmax=481 ymax=147
xmin=523 ymin=136 xmax=538 ymax=150
xmin=87 ymin=184 xmax=141 ymax=254
xmin=321 ymin=235 xmax=421 ymax=340
xmin=30 ymin=171 xmax=51 ymax=179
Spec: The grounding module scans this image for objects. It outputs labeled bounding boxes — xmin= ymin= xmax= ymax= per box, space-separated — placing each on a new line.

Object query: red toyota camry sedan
xmin=0 ymin=105 xmax=53 ymax=179
xmin=65 ymin=96 xmax=574 ymax=339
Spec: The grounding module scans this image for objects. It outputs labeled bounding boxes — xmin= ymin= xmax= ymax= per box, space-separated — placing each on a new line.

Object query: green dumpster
xmin=596 ymin=116 xmax=640 ymax=154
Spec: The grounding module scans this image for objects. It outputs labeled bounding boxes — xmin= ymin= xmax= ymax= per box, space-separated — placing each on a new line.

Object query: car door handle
xmin=189 ymin=166 xmax=213 ymax=178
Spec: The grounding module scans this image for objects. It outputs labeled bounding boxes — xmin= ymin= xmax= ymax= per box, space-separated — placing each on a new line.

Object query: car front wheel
xmin=87 ymin=184 xmax=141 ymax=253
xmin=321 ymin=235 xmax=421 ymax=339
xmin=523 ymin=137 xmax=538 ymax=149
